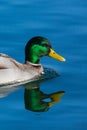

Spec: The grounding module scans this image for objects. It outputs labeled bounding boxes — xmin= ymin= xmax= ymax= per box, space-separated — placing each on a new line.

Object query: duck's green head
xmin=25 ymin=36 xmax=66 ymax=64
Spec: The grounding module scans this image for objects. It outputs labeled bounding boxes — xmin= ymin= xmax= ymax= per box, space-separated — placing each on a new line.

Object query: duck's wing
xmin=0 ymin=54 xmax=43 ymax=84
xmin=0 ymin=53 xmax=22 ymax=69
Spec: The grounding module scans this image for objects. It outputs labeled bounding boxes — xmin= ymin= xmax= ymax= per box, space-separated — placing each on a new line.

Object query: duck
xmin=0 ymin=36 xmax=66 ymax=85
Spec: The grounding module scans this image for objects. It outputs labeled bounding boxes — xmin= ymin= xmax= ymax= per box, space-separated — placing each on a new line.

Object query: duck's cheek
xmin=39 ymin=48 xmax=48 ymax=56
xmin=44 ymin=47 xmax=50 ymax=55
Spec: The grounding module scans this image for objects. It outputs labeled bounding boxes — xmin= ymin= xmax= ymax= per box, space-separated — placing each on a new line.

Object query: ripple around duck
xmin=42 ymin=67 xmax=59 ymax=80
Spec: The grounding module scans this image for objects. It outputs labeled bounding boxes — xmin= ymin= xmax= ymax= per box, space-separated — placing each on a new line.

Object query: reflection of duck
xmin=0 ymin=85 xmax=19 ymax=98
xmin=0 ymin=36 xmax=66 ymax=85
xmin=24 ymin=82 xmax=65 ymax=112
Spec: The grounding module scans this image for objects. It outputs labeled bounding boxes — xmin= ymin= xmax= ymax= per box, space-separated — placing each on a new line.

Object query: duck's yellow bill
xmin=48 ymin=49 xmax=66 ymax=62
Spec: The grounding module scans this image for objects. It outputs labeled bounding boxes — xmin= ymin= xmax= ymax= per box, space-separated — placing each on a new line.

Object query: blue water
xmin=0 ymin=0 xmax=87 ymax=130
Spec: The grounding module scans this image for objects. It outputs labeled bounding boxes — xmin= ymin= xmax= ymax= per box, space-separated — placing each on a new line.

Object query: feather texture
xmin=0 ymin=54 xmax=43 ymax=84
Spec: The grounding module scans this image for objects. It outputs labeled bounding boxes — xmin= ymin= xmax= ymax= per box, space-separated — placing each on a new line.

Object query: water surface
xmin=0 ymin=0 xmax=87 ymax=130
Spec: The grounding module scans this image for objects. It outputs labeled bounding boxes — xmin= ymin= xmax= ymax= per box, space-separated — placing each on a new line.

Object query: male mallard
xmin=0 ymin=36 xmax=66 ymax=84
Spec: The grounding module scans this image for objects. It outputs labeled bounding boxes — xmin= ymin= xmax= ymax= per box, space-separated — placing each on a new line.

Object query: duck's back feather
xmin=0 ymin=53 xmax=22 ymax=69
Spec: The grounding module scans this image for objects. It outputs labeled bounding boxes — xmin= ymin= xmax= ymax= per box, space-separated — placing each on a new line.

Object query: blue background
xmin=0 ymin=0 xmax=87 ymax=130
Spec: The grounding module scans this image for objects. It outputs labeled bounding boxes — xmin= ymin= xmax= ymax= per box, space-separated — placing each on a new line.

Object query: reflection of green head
xmin=24 ymin=87 xmax=65 ymax=112
xmin=25 ymin=36 xmax=66 ymax=64
xmin=24 ymin=88 xmax=49 ymax=112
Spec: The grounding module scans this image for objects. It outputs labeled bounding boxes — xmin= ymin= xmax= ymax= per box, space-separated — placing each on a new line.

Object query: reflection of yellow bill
xmin=48 ymin=49 xmax=66 ymax=62
xmin=48 ymin=91 xmax=65 ymax=107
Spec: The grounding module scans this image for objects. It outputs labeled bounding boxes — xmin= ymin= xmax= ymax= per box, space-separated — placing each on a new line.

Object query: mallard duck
xmin=0 ymin=36 xmax=66 ymax=85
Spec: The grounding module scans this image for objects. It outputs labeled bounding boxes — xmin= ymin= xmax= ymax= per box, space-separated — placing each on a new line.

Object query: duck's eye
xmin=41 ymin=44 xmax=50 ymax=48
xmin=41 ymin=44 xmax=47 ymax=47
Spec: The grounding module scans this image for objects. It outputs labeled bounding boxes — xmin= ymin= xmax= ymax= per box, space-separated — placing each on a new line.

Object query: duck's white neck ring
xmin=26 ymin=61 xmax=42 ymax=66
